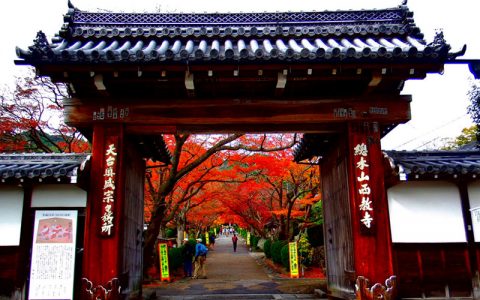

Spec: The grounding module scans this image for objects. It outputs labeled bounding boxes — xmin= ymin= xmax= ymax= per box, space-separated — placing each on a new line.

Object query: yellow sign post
xmin=205 ymin=232 xmax=210 ymax=246
xmin=288 ymin=242 xmax=299 ymax=278
xmin=158 ymin=243 xmax=170 ymax=282
xmin=246 ymin=232 xmax=251 ymax=246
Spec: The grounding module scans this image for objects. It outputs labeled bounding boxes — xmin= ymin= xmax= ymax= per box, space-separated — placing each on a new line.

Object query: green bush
xmin=298 ymin=233 xmax=314 ymax=266
xmin=271 ymin=240 xmax=288 ymax=264
xmin=281 ymin=244 xmax=290 ymax=270
xmin=168 ymin=246 xmax=183 ymax=270
xmin=264 ymin=239 xmax=272 ymax=258
xmin=166 ymin=228 xmax=177 ymax=238
xmin=251 ymin=235 xmax=260 ymax=250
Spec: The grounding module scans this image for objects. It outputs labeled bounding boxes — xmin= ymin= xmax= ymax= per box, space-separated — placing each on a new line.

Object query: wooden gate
xmin=15 ymin=2 xmax=463 ymax=299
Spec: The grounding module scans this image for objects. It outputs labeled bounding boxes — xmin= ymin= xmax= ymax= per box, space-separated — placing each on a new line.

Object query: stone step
xmin=155 ymin=294 xmax=319 ymax=300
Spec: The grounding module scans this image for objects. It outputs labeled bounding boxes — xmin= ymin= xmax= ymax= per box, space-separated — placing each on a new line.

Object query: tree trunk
xmin=142 ymin=200 xmax=166 ymax=277
xmin=278 ymin=215 xmax=288 ymax=240
xmin=177 ymin=219 xmax=185 ymax=246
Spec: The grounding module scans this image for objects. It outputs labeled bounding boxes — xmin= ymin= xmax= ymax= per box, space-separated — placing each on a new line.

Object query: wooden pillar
xmin=81 ymin=124 xmax=125 ymax=300
xmin=347 ymin=123 xmax=396 ymax=300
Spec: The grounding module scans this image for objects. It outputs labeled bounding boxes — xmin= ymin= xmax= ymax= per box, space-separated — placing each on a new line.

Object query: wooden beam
xmin=125 ymin=123 xmax=346 ymax=134
xmin=64 ymin=95 xmax=412 ymax=130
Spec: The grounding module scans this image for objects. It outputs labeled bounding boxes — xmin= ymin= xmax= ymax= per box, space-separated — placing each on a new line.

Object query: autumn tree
xmin=145 ymin=144 xmax=250 ymax=246
xmin=0 ymin=71 xmax=89 ymax=153
xmin=142 ymin=133 xmax=297 ymax=273
xmin=218 ymin=152 xmax=320 ymax=240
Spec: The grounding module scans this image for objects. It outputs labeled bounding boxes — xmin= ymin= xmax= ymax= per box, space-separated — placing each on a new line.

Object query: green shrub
xmin=251 ymin=235 xmax=260 ymax=250
xmin=298 ymin=232 xmax=314 ymax=266
xmin=166 ymin=228 xmax=177 ymax=238
xmin=271 ymin=240 xmax=288 ymax=264
xmin=264 ymin=239 xmax=272 ymax=258
xmin=168 ymin=246 xmax=183 ymax=270
xmin=281 ymin=244 xmax=290 ymax=271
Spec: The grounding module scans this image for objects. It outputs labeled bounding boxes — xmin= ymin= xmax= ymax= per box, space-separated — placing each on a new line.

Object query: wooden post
xmin=81 ymin=124 xmax=125 ymax=300
xmin=347 ymin=122 xmax=395 ymax=298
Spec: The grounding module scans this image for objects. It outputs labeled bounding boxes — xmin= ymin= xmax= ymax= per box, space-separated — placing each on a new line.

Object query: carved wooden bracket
xmin=81 ymin=277 xmax=121 ymax=300
xmin=355 ymin=275 xmax=397 ymax=300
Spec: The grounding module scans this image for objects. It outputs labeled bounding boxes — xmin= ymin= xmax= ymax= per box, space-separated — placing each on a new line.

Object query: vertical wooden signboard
xmin=158 ymin=243 xmax=170 ymax=282
xmin=289 ymin=242 xmax=299 ymax=278
xmin=100 ymin=138 xmax=118 ymax=237
xmin=351 ymin=135 xmax=374 ymax=232
xmin=348 ymin=124 xmax=394 ymax=285
xmin=29 ymin=210 xmax=77 ymax=300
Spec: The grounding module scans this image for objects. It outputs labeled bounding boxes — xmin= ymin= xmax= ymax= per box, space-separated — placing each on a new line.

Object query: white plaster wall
xmin=32 ymin=184 xmax=87 ymax=207
xmin=0 ymin=186 xmax=24 ymax=246
xmin=468 ymin=180 xmax=480 ymax=242
xmin=387 ymin=181 xmax=466 ymax=243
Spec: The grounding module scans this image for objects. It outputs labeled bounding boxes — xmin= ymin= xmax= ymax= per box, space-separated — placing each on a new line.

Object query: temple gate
xmin=15 ymin=2 xmax=465 ymax=299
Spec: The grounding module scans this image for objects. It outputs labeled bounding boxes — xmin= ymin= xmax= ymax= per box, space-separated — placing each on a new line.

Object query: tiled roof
xmin=385 ymin=149 xmax=480 ymax=180
xmin=0 ymin=153 xmax=88 ymax=183
xmin=15 ymin=3 xmax=463 ymax=65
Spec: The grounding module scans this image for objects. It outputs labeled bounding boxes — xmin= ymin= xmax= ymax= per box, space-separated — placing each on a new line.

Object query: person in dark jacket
xmin=181 ymin=238 xmax=194 ymax=277
xmin=232 ymin=233 xmax=238 ymax=252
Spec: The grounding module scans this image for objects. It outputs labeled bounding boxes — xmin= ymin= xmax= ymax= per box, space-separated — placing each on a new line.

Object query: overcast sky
xmin=1 ymin=0 xmax=478 ymax=150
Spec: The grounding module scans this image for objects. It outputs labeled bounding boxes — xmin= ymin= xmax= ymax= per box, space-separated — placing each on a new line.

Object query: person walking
xmin=193 ymin=238 xmax=208 ymax=279
xmin=232 ymin=233 xmax=238 ymax=252
xmin=181 ymin=238 xmax=194 ymax=278
xmin=209 ymin=233 xmax=215 ymax=250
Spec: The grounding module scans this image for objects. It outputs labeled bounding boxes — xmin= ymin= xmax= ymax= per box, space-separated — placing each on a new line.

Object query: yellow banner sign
xmin=289 ymin=242 xmax=299 ymax=278
xmin=247 ymin=232 xmax=251 ymax=246
xmin=158 ymin=243 xmax=170 ymax=281
xmin=205 ymin=232 xmax=210 ymax=245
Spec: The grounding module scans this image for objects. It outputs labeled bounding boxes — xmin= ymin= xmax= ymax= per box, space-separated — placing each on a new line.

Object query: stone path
xmin=143 ymin=235 xmax=325 ymax=299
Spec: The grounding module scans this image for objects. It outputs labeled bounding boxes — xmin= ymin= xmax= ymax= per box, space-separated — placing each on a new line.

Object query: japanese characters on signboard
xmin=288 ymin=242 xmax=299 ymax=278
xmin=353 ymin=141 xmax=374 ymax=231
xmin=158 ymin=243 xmax=170 ymax=281
xmin=29 ymin=210 xmax=77 ymax=300
xmin=100 ymin=139 xmax=118 ymax=237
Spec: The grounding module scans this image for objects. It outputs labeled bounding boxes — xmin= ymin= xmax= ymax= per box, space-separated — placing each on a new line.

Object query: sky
xmin=1 ymin=0 xmax=478 ymax=150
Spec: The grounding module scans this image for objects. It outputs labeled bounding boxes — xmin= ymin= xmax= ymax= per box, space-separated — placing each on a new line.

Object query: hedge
xmin=264 ymin=239 xmax=272 ymax=258
xmin=271 ymin=240 xmax=288 ymax=264
xmin=168 ymin=246 xmax=183 ymax=270
xmin=281 ymin=244 xmax=290 ymax=271
xmin=251 ymin=235 xmax=260 ymax=250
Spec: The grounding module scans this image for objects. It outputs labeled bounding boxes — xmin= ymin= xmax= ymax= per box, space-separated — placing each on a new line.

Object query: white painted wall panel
xmin=32 ymin=184 xmax=87 ymax=207
xmin=387 ymin=181 xmax=466 ymax=243
xmin=468 ymin=180 xmax=480 ymax=242
xmin=0 ymin=186 xmax=24 ymax=246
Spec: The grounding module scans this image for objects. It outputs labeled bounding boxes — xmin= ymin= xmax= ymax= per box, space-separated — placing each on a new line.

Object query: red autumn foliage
xmin=0 ymin=71 xmax=90 ymax=153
